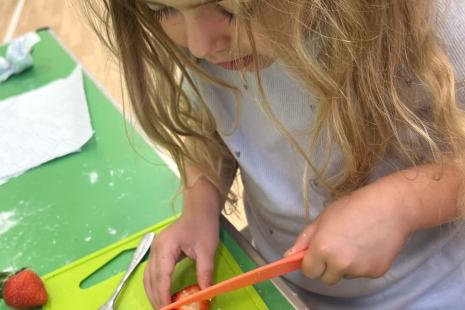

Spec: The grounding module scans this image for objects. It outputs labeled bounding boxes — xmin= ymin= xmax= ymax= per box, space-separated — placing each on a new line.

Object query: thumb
xmin=284 ymin=222 xmax=317 ymax=257
xmin=195 ymin=248 xmax=215 ymax=289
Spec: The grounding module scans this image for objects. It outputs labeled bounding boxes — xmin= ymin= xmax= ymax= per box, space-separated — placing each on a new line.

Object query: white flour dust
xmin=109 ymin=169 xmax=125 ymax=177
xmin=88 ymin=171 xmax=99 ymax=184
xmin=0 ymin=210 xmax=20 ymax=236
xmin=117 ymin=193 xmax=128 ymax=200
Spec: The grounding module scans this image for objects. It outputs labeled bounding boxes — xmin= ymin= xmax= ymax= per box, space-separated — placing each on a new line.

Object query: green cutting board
xmin=42 ymin=217 xmax=268 ymax=309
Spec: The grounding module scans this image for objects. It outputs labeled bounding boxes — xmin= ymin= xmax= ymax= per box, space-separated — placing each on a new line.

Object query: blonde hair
xmin=83 ymin=0 xmax=465 ymax=215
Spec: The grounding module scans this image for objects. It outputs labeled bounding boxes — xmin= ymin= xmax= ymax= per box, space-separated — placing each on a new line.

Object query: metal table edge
xmin=220 ymin=217 xmax=308 ymax=309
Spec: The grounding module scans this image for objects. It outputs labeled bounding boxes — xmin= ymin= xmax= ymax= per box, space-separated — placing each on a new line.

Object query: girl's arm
xmin=144 ymin=143 xmax=238 ymax=308
xmin=286 ymin=162 xmax=464 ymax=285
xmin=372 ymin=163 xmax=463 ymax=232
xmin=181 ymin=165 xmax=223 ymax=219
xmin=182 ymin=156 xmax=237 ymax=219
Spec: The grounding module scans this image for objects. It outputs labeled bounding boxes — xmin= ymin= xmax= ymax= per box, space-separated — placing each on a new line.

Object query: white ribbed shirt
xmin=190 ymin=1 xmax=465 ymax=308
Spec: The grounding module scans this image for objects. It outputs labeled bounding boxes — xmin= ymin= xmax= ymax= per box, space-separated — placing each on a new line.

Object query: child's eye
xmin=153 ymin=6 xmax=177 ymax=21
xmin=216 ymin=4 xmax=235 ymax=24
xmin=148 ymin=1 xmax=235 ymax=23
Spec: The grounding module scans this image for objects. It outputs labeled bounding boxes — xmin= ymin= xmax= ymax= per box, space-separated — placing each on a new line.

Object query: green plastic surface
xmin=0 ymin=30 xmax=180 ymax=309
xmin=0 ymin=30 xmax=294 ymax=309
xmin=42 ymin=218 xmax=268 ymax=310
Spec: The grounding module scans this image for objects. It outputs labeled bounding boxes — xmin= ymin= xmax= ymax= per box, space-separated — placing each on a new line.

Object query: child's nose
xmin=185 ymin=14 xmax=230 ymax=59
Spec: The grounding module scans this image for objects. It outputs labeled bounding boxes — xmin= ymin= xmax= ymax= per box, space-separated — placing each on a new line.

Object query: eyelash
xmin=218 ymin=5 xmax=235 ymax=24
xmin=154 ymin=7 xmax=176 ymax=20
xmin=154 ymin=4 xmax=235 ymax=24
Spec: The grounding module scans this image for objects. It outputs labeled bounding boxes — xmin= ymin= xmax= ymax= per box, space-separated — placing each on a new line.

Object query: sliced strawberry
xmin=171 ymin=284 xmax=209 ymax=310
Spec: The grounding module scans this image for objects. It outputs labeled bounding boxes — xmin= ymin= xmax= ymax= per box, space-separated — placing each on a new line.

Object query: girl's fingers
xmin=290 ymin=221 xmax=344 ymax=285
xmin=195 ymin=245 xmax=215 ymax=289
xmin=143 ymin=252 xmax=156 ymax=308
xmin=320 ymin=267 xmax=343 ymax=285
xmin=301 ymin=250 xmax=327 ymax=279
xmin=284 ymin=223 xmax=316 ymax=257
xmin=343 ymin=274 xmax=358 ymax=280
xmin=302 ymin=251 xmax=345 ymax=285
xmin=153 ymin=246 xmax=178 ymax=307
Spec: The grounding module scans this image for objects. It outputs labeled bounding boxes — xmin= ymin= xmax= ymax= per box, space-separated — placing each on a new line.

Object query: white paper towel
xmin=0 ymin=66 xmax=94 ymax=184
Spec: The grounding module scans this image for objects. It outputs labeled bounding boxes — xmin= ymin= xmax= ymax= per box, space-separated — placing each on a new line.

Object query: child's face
xmin=146 ymin=0 xmax=274 ymax=71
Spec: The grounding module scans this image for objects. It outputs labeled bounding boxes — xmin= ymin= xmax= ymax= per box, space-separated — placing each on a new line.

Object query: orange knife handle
xmin=160 ymin=250 xmax=306 ymax=310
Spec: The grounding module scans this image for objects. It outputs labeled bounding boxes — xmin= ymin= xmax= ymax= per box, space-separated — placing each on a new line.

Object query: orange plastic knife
xmin=160 ymin=249 xmax=306 ymax=310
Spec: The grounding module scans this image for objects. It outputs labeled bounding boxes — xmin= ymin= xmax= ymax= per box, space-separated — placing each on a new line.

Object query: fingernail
xmin=284 ymin=248 xmax=294 ymax=257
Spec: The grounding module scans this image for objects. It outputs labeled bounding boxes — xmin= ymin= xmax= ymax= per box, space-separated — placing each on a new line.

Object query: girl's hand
xmin=286 ymin=181 xmax=412 ymax=285
xmin=143 ymin=211 xmax=220 ymax=309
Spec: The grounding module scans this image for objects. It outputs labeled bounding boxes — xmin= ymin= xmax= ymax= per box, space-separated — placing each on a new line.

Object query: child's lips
xmin=213 ymin=55 xmax=254 ymax=70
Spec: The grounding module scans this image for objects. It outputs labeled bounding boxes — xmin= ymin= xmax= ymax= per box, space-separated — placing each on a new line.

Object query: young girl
xmin=84 ymin=0 xmax=465 ymax=308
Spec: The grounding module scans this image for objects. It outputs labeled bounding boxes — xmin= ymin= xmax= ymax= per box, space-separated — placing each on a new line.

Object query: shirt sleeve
xmin=435 ymin=0 xmax=465 ymax=106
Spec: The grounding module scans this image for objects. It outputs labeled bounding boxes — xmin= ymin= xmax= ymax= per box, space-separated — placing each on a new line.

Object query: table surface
xmin=0 ymin=30 xmax=298 ymax=309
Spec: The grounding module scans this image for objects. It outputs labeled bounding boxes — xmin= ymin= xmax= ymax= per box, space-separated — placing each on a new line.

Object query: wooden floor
xmin=1 ymin=0 xmax=124 ymax=104
xmin=1 ymin=0 xmax=247 ymax=231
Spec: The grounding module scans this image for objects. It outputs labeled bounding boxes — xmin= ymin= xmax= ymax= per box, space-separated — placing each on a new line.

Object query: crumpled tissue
xmin=0 ymin=32 xmax=41 ymax=83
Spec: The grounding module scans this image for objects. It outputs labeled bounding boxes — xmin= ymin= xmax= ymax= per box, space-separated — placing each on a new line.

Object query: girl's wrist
xmin=182 ymin=176 xmax=223 ymax=216
xmin=364 ymin=175 xmax=419 ymax=235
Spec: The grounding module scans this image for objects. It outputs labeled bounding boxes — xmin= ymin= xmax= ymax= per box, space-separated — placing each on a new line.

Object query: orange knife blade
xmin=160 ymin=249 xmax=306 ymax=310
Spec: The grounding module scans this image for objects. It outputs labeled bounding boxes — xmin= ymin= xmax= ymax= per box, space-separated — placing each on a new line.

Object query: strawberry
xmin=171 ymin=284 xmax=210 ymax=310
xmin=0 ymin=269 xmax=48 ymax=310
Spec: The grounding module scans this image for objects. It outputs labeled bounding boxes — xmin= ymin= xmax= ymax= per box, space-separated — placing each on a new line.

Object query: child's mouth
xmin=214 ymin=55 xmax=254 ymax=70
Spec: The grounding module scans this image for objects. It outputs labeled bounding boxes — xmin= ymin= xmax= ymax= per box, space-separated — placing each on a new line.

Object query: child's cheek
xmin=161 ymin=17 xmax=188 ymax=48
